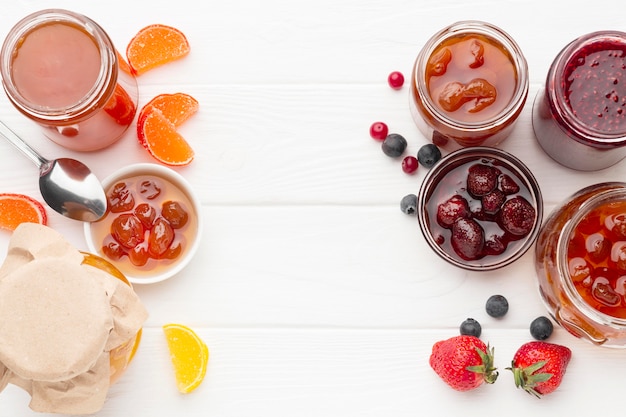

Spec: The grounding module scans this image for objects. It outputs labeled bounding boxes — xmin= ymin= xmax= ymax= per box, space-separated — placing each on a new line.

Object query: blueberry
xmin=417 ymin=143 xmax=442 ymax=168
xmin=485 ymin=294 xmax=509 ymax=318
xmin=400 ymin=194 xmax=418 ymax=215
xmin=459 ymin=318 xmax=482 ymax=337
xmin=530 ymin=316 xmax=554 ymax=340
xmin=381 ymin=133 xmax=407 ymax=157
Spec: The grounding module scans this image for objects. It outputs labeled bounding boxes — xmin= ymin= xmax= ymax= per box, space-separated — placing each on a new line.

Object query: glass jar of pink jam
xmin=410 ymin=21 xmax=529 ymax=150
xmin=533 ymin=31 xmax=626 ymax=171
xmin=0 ymin=9 xmax=138 ymax=151
xmin=535 ymin=183 xmax=626 ymax=347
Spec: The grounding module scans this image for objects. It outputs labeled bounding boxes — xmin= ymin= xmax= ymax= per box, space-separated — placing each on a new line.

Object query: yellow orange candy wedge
xmin=137 ymin=93 xmax=198 ymax=166
xmin=0 ymin=193 xmax=47 ymax=231
xmin=163 ymin=323 xmax=209 ymax=394
xmin=126 ymin=24 xmax=190 ymax=75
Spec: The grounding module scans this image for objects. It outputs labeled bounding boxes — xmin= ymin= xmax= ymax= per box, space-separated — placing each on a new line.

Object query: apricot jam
xmin=90 ymin=173 xmax=198 ymax=280
xmin=532 ymin=31 xmax=626 ymax=171
xmin=536 ymin=183 xmax=626 ymax=347
xmin=81 ymin=252 xmax=142 ymax=383
xmin=426 ymin=34 xmax=516 ymax=121
xmin=410 ymin=21 xmax=528 ymax=150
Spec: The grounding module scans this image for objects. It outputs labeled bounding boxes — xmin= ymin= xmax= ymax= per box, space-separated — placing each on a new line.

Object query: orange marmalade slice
xmin=0 ymin=193 xmax=47 ymax=231
xmin=126 ymin=24 xmax=190 ymax=75
xmin=137 ymin=93 xmax=198 ymax=166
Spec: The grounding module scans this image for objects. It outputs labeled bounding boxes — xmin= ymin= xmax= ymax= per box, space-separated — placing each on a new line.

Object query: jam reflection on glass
xmin=567 ymin=200 xmax=626 ymax=318
xmin=425 ymin=158 xmax=537 ymax=264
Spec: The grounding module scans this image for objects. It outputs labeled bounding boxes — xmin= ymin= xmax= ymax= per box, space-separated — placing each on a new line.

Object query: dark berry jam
xmin=426 ymin=158 xmax=536 ymax=264
xmin=563 ymin=39 xmax=626 ymax=134
xmin=533 ymin=32 xmax=626 ymax=171
xmin=418 ymin=148 xmax=542 ymax=271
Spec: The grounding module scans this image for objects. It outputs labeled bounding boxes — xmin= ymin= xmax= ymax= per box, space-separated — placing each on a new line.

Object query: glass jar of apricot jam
xmin=532 ymin=32 xmax=626 ymax=171
xmin=410 ymin=21 xmax=529 ymax=150
xmin=535 ymin=183 xmax=626 ymax=347
xmin=0 ymin=9 xmax=138 ymax=151
xmin=81 ymin=252 xmax=142 ymax=383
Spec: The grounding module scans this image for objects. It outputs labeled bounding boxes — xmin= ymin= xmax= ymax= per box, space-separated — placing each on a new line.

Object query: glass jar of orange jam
xmin=532 ymin=31 xmax=626 ymax=171
xmin=410 ymin=21 xmax=529 ymax=150
xmin=81 ymin=252 xmax=142 ymax=383
xmin=535 ymin=182 xmax=626 ymax=347
xmin=0 ymin=9 xmax=138 ymax=151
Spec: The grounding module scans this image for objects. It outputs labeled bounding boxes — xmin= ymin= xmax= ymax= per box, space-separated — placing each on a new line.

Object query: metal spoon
xmin=0 ymin=121 xmax=107 ymax=222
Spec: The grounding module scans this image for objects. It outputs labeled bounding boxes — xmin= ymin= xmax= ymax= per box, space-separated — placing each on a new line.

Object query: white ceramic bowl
xmin=84 ymin=163 xmax=202 ymax=284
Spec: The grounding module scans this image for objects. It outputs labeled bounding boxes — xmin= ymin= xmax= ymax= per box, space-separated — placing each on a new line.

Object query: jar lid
xmin=0 ymin=258 xmax=113 ymax=381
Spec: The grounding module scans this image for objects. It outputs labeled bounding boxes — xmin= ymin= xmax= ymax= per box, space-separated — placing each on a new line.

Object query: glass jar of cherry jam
xmin=410 ymin=21 xmax=529 ymax=150
xmin=535 ymin=183 xmax=626 ymax=347
xmin=418 ymin=147 xmax=543 ymax=271
xmin=533 ymin=31 xmax=626 ymax=171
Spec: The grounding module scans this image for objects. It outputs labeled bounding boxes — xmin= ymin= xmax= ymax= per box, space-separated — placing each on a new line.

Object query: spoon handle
xmin=0 ymin=120 xmax=47 ymax=168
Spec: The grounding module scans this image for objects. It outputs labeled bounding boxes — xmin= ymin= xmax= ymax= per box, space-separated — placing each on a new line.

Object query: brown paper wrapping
xmin=0 ymin=223 xmax=148 ymax=414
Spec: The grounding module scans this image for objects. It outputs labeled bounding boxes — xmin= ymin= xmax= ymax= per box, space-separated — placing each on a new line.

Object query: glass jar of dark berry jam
xmin=533 ymin=31 xmax=626 ymax=171
xmin=410 ymin=21 xmax=529 ymax=150
xmin=417 ymin=146 xmax=542 ymax=271
xmin=535 ymin=183 xmax=626 ymax=347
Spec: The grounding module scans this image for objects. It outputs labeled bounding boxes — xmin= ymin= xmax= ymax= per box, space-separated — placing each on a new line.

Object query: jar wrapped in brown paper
xmin=0 ymin=223 xmax=148 ymax=414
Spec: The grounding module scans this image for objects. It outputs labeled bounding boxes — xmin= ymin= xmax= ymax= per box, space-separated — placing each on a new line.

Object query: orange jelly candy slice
xmin=137 ymin=93 xmax=199 ymax=166
xmin=163 ymin=323 xmax=209 ymax=394
xmin=0 ymin=193 xmax=47 ymax=231
xmin=126 ymin=24 xmax=190 ymax=75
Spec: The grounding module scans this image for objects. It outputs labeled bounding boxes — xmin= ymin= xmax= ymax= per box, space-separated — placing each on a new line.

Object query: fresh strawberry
xmin=429 ymin=335 xmax=498 ymax=391
xmin=507 ymin=341 xmax=572 ymax=397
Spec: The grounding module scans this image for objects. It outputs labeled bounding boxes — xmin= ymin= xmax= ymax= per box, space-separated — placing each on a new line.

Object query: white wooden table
xmin=1 ymin=1 xmax=626 ymax=416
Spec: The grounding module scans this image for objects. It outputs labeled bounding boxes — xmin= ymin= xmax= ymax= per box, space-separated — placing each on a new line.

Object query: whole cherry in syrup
xmin=428 ymin=159 xmax=537 ymax=262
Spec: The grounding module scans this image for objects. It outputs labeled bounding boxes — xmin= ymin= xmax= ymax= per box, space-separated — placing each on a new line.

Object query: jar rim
xmin=414 ymin=20 xmax=529 ymax=132
xmin=556 ymin=185 xmax=626 ymax=327
xmin=547 ymin=31 xmax=626 ymax=144
xmin=0 ymin=8 xmax=117 ymax=125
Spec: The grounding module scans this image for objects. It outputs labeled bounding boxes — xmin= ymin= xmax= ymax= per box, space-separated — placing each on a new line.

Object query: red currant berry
xmin=369 ymin=122 xmax=388 ymax=141
xmin=388 ymin=71 xmax=404 ymax=89
xmin=401 ymin=156 xmax=419 ymax=174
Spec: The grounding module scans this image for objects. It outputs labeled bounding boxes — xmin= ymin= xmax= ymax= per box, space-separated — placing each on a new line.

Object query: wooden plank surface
xmin=1 ymin=1 xmax=625 ymax=416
